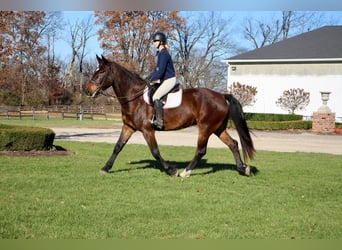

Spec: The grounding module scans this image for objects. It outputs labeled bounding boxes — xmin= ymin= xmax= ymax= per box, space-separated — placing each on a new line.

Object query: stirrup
xmin=153 ymin=120 xmax=163 ymax=129
xmin=150 ymin=116 xmax=163 ymax=129
xmin=150 ymin=115 xmax=156 ymax=125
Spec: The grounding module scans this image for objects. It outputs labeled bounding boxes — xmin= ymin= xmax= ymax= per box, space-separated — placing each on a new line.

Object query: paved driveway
xmin=52 ymin=127 xmax=342 ymax=155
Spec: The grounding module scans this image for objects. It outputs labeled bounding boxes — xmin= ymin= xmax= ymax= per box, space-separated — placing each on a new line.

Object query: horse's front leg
xmin=179 ymin=134 xmax=209 ymax=178
xmin=142 ymin=129 xmax=178 ymax=176
xmin=101 ymin=124 xmax=135 ymax=173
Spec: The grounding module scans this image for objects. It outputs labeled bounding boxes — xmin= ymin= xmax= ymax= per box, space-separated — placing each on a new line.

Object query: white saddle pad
xmin=143 ymin=86 xmax=183 ymax=109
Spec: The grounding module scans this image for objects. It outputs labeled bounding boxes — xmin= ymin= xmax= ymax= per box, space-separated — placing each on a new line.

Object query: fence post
xmin=79 ymin=106 xmax=84 ymax=120
xmin=18 ymin=107 xmax=22 ymax=120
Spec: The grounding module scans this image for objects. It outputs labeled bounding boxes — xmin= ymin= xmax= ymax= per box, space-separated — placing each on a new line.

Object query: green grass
xmin=0 ymin=141 xmax=341 ymax=239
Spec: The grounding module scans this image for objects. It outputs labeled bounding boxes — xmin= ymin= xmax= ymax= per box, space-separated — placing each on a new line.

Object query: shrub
xmin=227 ymin=82 xmax=257 ymax=108
xmin=0 ymin=124 xmax=55 ymax=151
xmin=244 ymin=113 xmax=303 ymax=121
xmin=276 ymin=88 xmax=310 ymax=114
xmin=227 ymin=113 xmax=311 ymax=130
xmin=246 ymin=120 xmax=312 ymax=130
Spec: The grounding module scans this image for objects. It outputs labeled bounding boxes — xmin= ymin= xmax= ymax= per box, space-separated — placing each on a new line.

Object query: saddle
xmin=143 ymin=83 xmax=183 ymax=109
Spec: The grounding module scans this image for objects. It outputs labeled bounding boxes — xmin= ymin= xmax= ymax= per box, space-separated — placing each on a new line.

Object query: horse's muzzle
xmin=84 ymin=83 xmax=100 ymax=98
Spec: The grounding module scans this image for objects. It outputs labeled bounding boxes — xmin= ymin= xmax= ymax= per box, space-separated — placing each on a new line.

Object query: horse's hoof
xmin=169 ymin=168 xmax=179 ymax=177
xmin=179 ymin=169 xmax=191 ymax=178
xmin=99 ymin=169 xmax=109 ymax=174
xmin=245 ymin=166 xmax=251 ymax=177
xmin=171 ymin=170 xmax=179 ymax=177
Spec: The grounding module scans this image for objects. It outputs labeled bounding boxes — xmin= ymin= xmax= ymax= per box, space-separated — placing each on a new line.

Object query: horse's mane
xmin=110 ymin=60 xmax=146 ymax=84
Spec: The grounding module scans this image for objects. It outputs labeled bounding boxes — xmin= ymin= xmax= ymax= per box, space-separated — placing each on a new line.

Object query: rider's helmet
xmin=152 ymin=31 xmax=167 ymax=44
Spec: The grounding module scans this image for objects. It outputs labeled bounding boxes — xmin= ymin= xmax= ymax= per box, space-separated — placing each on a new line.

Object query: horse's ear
xmin=96 ymin=54 xmax=102 ymax=64
xmin=101 ymin=54 xmax=108 ymax=64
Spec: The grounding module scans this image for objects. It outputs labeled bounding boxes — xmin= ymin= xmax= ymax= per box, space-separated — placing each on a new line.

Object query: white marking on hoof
xmin=99 ymin=170 xmax=109 ymax=174
xmin=179 ymin=169 xmax=191 ymax=178
xmin=245 ymin=166 xmax=251 ymax=176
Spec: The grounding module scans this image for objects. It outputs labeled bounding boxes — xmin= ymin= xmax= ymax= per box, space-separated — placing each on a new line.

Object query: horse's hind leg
xmin=101 ymin=124 xmax=135 ymax=173
xmin=217 ymin=129 xmax=251 ymax=176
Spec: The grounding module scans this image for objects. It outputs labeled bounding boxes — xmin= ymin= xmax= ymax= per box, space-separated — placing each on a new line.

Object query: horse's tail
xmin=224 ymin=94 xmax=255 ymax=161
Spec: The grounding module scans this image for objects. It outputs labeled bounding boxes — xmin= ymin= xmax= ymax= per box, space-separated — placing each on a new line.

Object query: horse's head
xmin=85 ymin=55 xmax=113 ymax=98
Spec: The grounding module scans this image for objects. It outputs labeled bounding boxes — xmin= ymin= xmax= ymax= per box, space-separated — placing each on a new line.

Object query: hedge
xmin=244 ymin=113 xmax=303 ymax=121
xmin=246 ymin=120 xmax=312 ymax=130
xmin=0 ymin=124 xmax=55 ymax=151
xmin=227 ymin=112 xmax=312 ymax=130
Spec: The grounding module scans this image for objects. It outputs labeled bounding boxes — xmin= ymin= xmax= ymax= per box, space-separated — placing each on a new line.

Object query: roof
xmin=227 ymin=26 xmax=342 ymax=62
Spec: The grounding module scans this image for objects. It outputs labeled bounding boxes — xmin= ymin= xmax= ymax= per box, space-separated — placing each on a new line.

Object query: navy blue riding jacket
xmin=149 ymin=48 xmax=175 ymax=82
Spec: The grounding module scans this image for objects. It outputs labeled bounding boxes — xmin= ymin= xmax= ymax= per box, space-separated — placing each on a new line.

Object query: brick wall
xmin=312 ymin=112 xmax=335 ymax=133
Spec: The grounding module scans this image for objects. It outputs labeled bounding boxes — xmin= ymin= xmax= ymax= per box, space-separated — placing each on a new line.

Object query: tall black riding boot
xmin=153 ymin=100 xmax=164 ymax=129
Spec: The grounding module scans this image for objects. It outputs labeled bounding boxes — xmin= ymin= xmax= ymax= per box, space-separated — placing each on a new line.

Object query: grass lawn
xmin=0 ymin=117 xmax=122 ymax=129
xmin=0 ymin=140 xmax=341 ymax=239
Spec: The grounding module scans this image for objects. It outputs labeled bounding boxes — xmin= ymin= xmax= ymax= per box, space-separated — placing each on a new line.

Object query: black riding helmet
xmin=152 ymin=31 xmax=167 ymax=44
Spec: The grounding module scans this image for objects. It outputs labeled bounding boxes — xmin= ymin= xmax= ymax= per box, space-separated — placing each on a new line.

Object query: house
xmin=224 ymin=26 xmax=342 ymax=120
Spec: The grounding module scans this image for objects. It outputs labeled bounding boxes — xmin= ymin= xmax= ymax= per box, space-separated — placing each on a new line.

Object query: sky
xmin=54 ymin=11 xmax=103 ymax=60
xmin=54 ymin=11 xmax=342 ymax=61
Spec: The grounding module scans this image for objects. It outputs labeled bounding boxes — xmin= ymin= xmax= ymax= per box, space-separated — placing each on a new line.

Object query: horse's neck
xmin=111 ymin=62 xmax=146 ymax=102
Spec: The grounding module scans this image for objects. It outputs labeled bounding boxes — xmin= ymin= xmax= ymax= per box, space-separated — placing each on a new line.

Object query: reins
xmin=100 ymin=86 xmax=147 ymax=105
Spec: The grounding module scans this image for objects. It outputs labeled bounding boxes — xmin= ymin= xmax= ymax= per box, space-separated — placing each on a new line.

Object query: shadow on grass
xmin=108 ymin=159 xmax=259 ymax=176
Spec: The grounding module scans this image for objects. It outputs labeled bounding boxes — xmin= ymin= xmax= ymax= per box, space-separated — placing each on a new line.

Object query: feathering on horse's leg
xmin=100 ymin=125 xmax=135 ymax=174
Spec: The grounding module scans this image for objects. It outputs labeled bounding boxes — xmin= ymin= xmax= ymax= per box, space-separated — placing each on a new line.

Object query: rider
xmin=149 ymin=31 xmax=177 ymax=130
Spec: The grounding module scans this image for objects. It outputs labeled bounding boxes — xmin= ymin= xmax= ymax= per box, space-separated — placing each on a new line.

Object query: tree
xmin=63 ymin=15 xmax=95 ymax=92
xmin=94 ymin=11 xmax=184 ymax=77
xmin=0 ymin=11 xmax=63 ymax=106
xmin=243 ymin=11 xmax=325 ymax=49
xmin=227 ymin=82 xmax=257 ymax=108
xmin=0 ymin=12 xmax=19 ymax=104
xmin=276 ymin=88 xmax=310 ymax=114
xmin=173 ymin=12 xmax=236 ymax=89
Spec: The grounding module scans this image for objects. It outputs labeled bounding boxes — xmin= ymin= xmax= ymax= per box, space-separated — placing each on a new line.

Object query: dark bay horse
xmin=85 ymin=55 xmax=255 ymax=177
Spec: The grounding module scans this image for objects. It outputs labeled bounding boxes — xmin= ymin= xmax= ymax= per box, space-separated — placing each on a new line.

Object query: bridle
xmin=89 ymin=63 xmax=148 ymax=105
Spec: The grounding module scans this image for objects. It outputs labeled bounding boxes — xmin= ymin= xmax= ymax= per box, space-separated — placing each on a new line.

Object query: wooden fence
xmin=0 ymin=105 xmax=121 ymax=120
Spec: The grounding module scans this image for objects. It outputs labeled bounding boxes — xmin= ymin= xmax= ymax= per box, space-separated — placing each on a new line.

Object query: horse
xmin=85 ymin=55 xmax=255 ymax=178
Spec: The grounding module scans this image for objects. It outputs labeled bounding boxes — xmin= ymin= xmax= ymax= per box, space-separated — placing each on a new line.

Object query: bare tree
xmin=243 ymin=18 xmax=282 ymax=48
xmin=174 ymin=12 xmax=236 ymax=89
xmin=243 ymin=11 xmax=325 ymax=49
xmin=63 ymin=15 xmax=95 ymax=91
xmin=276 ymin=88 xmax=310 ymax=114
